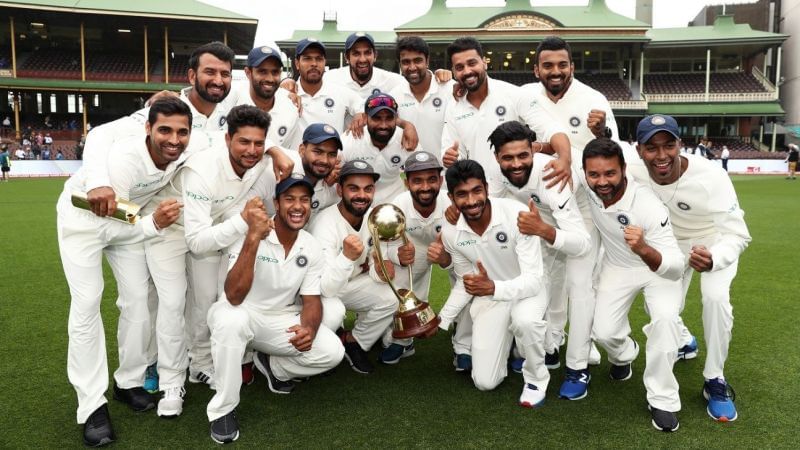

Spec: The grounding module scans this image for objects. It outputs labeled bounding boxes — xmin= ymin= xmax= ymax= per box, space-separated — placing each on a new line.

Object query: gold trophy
xmin=71 ymin=191 xmax=141 ymax=224
xmin=368 ymin=203 xmax=440 ymax=339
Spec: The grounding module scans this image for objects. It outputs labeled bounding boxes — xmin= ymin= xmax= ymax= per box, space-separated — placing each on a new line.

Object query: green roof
xmin=647 ymin=102 xmax=784 ymax=117
xmin=647 ymin=15 xmax=788 ymax=47
xmin=397 ymin=0 xmax=649 ymax=31
xmin=0 ymin=0 xmax=257 ymax=23
xmin=281 ymin=19 xmax=397 ymax=48
xmin=0 ymin=76 xmax=188 ymax=93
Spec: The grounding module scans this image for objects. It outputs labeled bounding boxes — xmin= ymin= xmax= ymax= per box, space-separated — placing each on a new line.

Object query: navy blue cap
xmin=302 ymin=123 xmax=342 ymax=150
xmin=345 ymin=32 xmax=374 ymax=52
xmin=275 ymin=173 xmax=314 ymax=198
xmin=247 ymin=45 xmax=283 ymax=68
xmin=365 ymin=93 xmax=398 ymax=118
xmin=636 ymin=115 xmax=680 ymax=144
xmin=296 ymin=37 xmax=326 ymax=56
xmin=339 ymin=160 xmax=380 ymax=184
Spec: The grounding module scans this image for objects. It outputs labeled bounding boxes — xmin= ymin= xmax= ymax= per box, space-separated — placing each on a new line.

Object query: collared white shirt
xmin=490 ymin=152 xmax=590 ymax=258
xmin=295 ymin=81 xmax=363 ymax=136
xmin=223 ymin=228 xmax=323 ymax=314
xmin=389 ymin=77 xmax=455 ymax=159
xmin=179 ymin=87 xmax=230 ymax=134
xmin=584 ymin=175 xmax=683 ymax=280
xmin=324 ymin=65 xmax=405 ymax=101
xmin=439 ymin=197 xmax=544 ymax=328
xmin=627 ymin=154 xmax=751 ymax=272
xmin=341 ymin=127 xmax=416 ymax=205
xmin=226 ymin=83 xmax=300 ymax=149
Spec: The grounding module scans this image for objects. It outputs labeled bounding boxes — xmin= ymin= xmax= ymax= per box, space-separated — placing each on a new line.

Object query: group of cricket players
xmin=56 ymin=32 xmax=751 ymax=446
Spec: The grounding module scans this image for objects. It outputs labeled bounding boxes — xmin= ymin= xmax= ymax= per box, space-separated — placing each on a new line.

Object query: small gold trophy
xmin=368 ymin=203 xmax=440 ymax=338
xmin=71 ymin=191 xmax=141 ymax=224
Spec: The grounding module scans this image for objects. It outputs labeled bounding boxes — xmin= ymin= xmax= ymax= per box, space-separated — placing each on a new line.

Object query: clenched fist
xmin=342 ymin=234 xmax=364 ymax=261
xmin=153 ymin=199 xmax=183 ymax=229
xmin=397 ymin=240 xmax=416 ymax=267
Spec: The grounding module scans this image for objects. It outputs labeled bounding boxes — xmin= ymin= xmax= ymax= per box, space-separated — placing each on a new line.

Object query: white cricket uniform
xmin=389 ymin=77 xmax=455 ymax=160
xmin=58 ymin=136 xmax=184 ymax=423
xmin=224 ymin=83 xmax=301 ymax=149
xmin=586 ymin=175 xmax=684 ymax=412
xmin=295 ymin=81 xmax=363 ymax=136
xmin=628 ymin=155 xmax=751 ymax=380
xmin=324 ymin=65 xmax=405 ymax=100
xmin=206 ymin=230 xmax=344 ymax=421
xmin=490 ymin=152 xmax=594 ymax=367
xmin=308 ymin=204 xmax=397 ymax=351
xmin=145 ymin=145 xmax=270 ymax=386
xmin=341 ymin=128 xmax=416 ymax=205
xmin=440 ymin=198 xmax=549 ymax=392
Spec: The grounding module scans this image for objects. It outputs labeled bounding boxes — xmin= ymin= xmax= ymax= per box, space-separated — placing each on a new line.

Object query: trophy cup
xmin=368 ymin=203 xmax=440 ymax=339
xmin=71 ymin=191 xmax=142 ymax=224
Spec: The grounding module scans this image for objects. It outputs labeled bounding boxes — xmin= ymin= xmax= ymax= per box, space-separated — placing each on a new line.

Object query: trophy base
xmin=392 ymin=302 xmax=441 ymax=339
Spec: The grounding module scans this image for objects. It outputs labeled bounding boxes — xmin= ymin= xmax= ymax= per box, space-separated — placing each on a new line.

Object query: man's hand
xmin=400 ymin=120 xmax=419 ymax=151
xmin=587 ymin=109 xmax=607 ymax=138
xmin=623 ymin=225 xmax=648 ymax=256
xmin=451 ymin=82 xmax=465 ymax=100
xmin=342 ymin=234 xmax=364 ymax=261
xmin=267 ymin=146 xmax=295 ymax=181
xmin=372 ymin=250 xmax=395 ymax=282
xmin=542 ymin=157 xmax=572 ymax=192
xmin=287 ymin=325 xmax=315 ymax=352
xmin=689 ymin=245 xmax=714 ymax=272
xmin=87 ymin=186 xmax=117 ymax=217
xmin=145 ymin=90 xmax=179 ymax=106
xmin=241 ymin=197 xmax=272 ymax=239
xmin=518 ymin=199 xmax=548 ymax=238
xmin=347 ymin=113 xmax=368 ymax=138
xmin=463 ymin=261 xmax=495 ymax=297
xmin=279 ymin=78 xmax=297 ymax=94
xmin=324 ymin=155 xmax=342 ymax=186
xmin=445 ymin=203 xmax=460 ymax=225
xmin=434 ymin=69 xmax=453 ymax=83
xmin=397 ymin=240 xmax=415 ymax=267
xmin=442 ymin=141 xmax=459 ymax=168
xmin=287 ymin=91 xmax=303 ymax=115
xmin=152 ymin=199 xmax=183 ymax=229
xmin=427 ymin=233 xmax=452 ymax=267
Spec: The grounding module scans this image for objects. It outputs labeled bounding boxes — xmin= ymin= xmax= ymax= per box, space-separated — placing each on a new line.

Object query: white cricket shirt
xmin=324 ymin=65 xmax=405 ymax=100
xmin=389 ymin=77 xmax=455 ymax=159
xmin=341 ymin=127 xmax=415 ymax=205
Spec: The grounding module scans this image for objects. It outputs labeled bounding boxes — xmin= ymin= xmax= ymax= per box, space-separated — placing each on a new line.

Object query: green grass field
xmin=1 ymin=175 xmax=798 ymax=449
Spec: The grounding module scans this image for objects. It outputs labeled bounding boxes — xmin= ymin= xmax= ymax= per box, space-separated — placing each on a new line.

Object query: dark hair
xmin=445 ymin=159 xmax=486 ymax=193
xmin=396 ymin=36 xmax=430 ymax=59
xmin=147 ymin=97 xmax=192 ymax=128
xmin=534 ymin=36 xmax=571 ymax=65
xmin=488 ymin=121 xmax=536 ymax=154
xmin=582 ymin=138 xmax=625 ymax=170
xmin=226 ymin=105 xmax=271 ymax=137
xmin=446 ymin=37 xmax=483 ymax=65
xmin=188 ymin=41 xmax=235 ymax=72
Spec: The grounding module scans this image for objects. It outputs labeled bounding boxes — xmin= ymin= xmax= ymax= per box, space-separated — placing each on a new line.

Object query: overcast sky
xmin=201 ymin=0 xmax=760 ymax=49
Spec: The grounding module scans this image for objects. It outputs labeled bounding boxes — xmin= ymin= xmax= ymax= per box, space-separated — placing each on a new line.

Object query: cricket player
xmin=206 ymin=175 xmax=344 ymax=444
xmin=57 ymin=97 xmax=190 ymax=446
xmin=308 ymin=160 xmax=397 ymax=374
xmin=323 ymin=32 xmax=407 ymax=100
xmin=582 ymin=137 xmax=684 ymax=432
xmin=439 ymin=160 xmax=549 ymax=408
xmin=628 ymin=114 xmax=751 ymax=422
xmin=341 ymin=93 xmax=416 ymax=204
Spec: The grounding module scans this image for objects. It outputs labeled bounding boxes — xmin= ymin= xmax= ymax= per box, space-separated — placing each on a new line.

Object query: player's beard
xmin=591 ymin=177 xmax=626 ymax=204
xmin=410 ymin=187 xmax=438 ymax=208
xmin=302 ymin=68 xmax=322 ymax=85
xmin=458 ymin=70 xmax=486 ymax=93
xmin=458 ymin=198 xmax=487 ymax=221
xmin=501 ymin=163 xmax=533 ymax=188
xmin=351 ymin=65 xmax=373 ymax=83
xmin=403 ymin=67 xmax=427 ymax=86
xmin=252 ymin=79 xmax=278 ymax=101
xmin=544 ymin=72 xmax=572 ymax=97
xmin=195 ymin=78 xmax=229 ymax=104
xmin=368 ymin=126 xmax=395 ymax=145
xmin=342 ymin=194 xmax=372 ymax=217
xmin=302 ymin=158 xmax=331 ymax=181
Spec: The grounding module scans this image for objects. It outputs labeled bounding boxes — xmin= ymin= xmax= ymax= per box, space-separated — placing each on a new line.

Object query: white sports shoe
xmin=588 ymin=342 xmax=602 ymax=366
xmin=189 ymin=368 xmax=216 ymax=389
xmin=519 ymin=383 xmax=546 ymax=408
xmin=157 ymin=386 xmax=186 ymax=417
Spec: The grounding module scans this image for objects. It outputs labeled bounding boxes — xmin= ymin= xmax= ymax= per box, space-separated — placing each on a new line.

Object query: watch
xmin=602 ymin=126 xmax=613 ymax=139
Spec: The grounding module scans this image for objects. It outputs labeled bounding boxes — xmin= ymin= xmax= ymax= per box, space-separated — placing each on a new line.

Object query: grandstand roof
xmin=0 ymin=0 xmax=256 ymax=23
xmin=647 ymin=15 xmax=788 ymax=48
xmin=648 ymin=102 xmax=784 ymax=117
xmin=281 ymin=18 xmax=397 ymax=52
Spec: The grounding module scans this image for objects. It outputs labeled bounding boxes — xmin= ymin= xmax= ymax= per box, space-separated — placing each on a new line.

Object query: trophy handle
xmin=370 ymin=228 xmax=414 ymax=301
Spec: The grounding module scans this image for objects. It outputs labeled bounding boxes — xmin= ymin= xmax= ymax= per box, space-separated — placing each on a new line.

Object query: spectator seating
xmin=87 ymin=54 xmax=146 ymax=82
xmin=17 ymin=48 xmax=82 ymax=79
xmin=168 ymin=55 xmax=189 ymax=83
xmin=643 ymin=72 xmax=767 ymax=95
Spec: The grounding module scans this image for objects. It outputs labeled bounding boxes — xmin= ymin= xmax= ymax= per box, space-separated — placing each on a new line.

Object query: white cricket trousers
xmin=144 ymin=227 xmax=189 ymax=389
xmin=470 ymin=293 xmax=549 ymax=392
xmin=562 ymin=221 xmax=601 ymax=370
xmin=334 ymin=273 xmax=397 ymax=351
xmin=57 ymin=197 xmax=152 ymax=423
xmin=186 ymin=251 xmax=224 ymax=373
xmin=592 ymin=263 xmax=683 ymax=412
xmin=206 ymin=301 xmax=344 ymax=421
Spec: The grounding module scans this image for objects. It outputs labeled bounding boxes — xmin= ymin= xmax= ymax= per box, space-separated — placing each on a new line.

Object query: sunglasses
xmin=366 ymin=95 xmax=397 ymax=111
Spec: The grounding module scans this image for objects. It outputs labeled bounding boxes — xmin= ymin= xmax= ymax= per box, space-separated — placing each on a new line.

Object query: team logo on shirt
xmin=495 ymin=231 xmax=508 ymax=243
xmin=372 ymin=88 xmax=381 ymax=96
xmin=530 ymin=193 xmax=541 ymax=204
xmin=677 ymin=201 xmax=691 ymax=211
xmin=435 ymin=225 xmax=442 ymax=233
xmin=311 ymin=200 xmax=320 ymax=209
xmin=495 ymin=106 xmax=506 ymax=117
xmin=432 ymin=97 xmax=442 ymax=108
xmin=325 ymin=98 xmax=335 ymax=108
xmin=617 ymin=214 xmax=630 ymax=225
xmin=218 ymin=116 xmax=227 ymax=127
xmin=278 ymin=126 xmax=287 ymax=136
xmin=569 ymin=116 xmax=581 ymax=127
xmin=296 ymin=255 xmax=308 ymax=267
xmin=390 ymin=155 xmax=402 ymax=164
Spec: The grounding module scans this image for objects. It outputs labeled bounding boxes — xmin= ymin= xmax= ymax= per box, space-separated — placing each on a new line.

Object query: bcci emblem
xmin=278 ymin=126 xmax=287 ymax=136
xmin=323 ymin=125 xmax=335 ymax=135
xmin=354 ymin=161 xmax=368 ymax=169
xmin=677 ymin=202 xmax=691 ymax=211
xmin=325 ymin=98 xmax=335 ymax=108
xmin=296 ymin=255 xmax=308 ymax=267
xmin=218 ymin=116 xmax=227 ymax=127
xmin=495 ymin=106 xmax=506 ymax=116
xmin=432 ymin=97 xmax=442 ymax=108
xmin=372 ymin=88 xmax=381 ymax=96
xmin=311 ymin=200 xmax=320 ymax=209
xmin=617 ymin=214 xmax=630 ymax=226
xmin=435 ymin=225 xmax=442 ymax=233
xmin=496 ymin=231 xmax=508 ymax=243
xmin=530 ymin=193 xmax=541 ymax=204
xmin=651 ymin=115 xmax=666 ymax=125
xmin=415 ymin=152 xmax=430 ymax=162
xmin=569 ymin=116 xmax=581 ymax=127
xmin=390 ymin=155 xmax=402 ymax=164
xmin=260 ymin=46 xmax=273 ymax=54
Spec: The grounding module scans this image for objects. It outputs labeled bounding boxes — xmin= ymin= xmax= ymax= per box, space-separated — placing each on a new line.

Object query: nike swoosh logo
xmin=558 ymin=199 xmax=569 ymax=210
xmin=661 ymin=218 xmax=669 ymax=227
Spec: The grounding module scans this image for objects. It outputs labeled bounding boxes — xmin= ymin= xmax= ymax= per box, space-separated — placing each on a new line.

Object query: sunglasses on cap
xmin=366 ymin=95 xmax=397 ymax=110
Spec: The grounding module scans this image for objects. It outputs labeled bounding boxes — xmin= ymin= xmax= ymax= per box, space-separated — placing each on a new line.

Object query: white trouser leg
xmin=146 ymin=229 xmax=189 ymax=389
xmin=469 ymin=298 xmax=513 ymax=391
xmin=338 ymin=274 xmax=396 ymax=351
xmin=544 ymin=249 xmax=567 ymax=354
xmin=452 ymin=305 xmax=473 ymax=355
xmin=145 ymin=281 xmax=158 ymax=366
xmin=699 ymin=261 xmax=737 ymax=380
xmin=641 ymin=275 xmax=683 ymax=412
xmin=511 ymin=293 xmax=550 ymax=390
xmin=592 ymin=264 xmax=641 ymax=367
xmin=206 ymin=301 xmax=251 ymax=422
xmin=564 ymin=226 xmax=600 ymax=369
xmin=320 ymin=296 xmax=346 ymax=331
xmin=676 ymin=265 xmax=696 ymax=347
xmin=186 ymin=251 xmax=222 ymax=373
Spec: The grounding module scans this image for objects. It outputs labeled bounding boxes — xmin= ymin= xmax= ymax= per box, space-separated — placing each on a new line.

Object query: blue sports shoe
xmin=703 ymin=378 xmax=738 ymax=422
xmin=510 ymin=357 xmax=525 ymax=374
xmin=559 ymin=367 xmax=591 ymax=400
xmin=379 ymin=343 xmax=415 ymax=365
xmin=144 ymin=363 xmax=159 ymax=393
xmin=677 ymin=335 xmax=698 ymax=360
xmin=453 ymin=354 xmax=472 ymax=372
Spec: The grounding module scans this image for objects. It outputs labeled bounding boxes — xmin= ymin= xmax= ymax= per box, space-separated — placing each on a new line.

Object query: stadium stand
xmin=17 ymin=48 xmax=82 ymax=79
xmin=644 ymin=72 xmax=767 ymax=94
xmin=87 ymin=54 xmax=147 ymax=82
